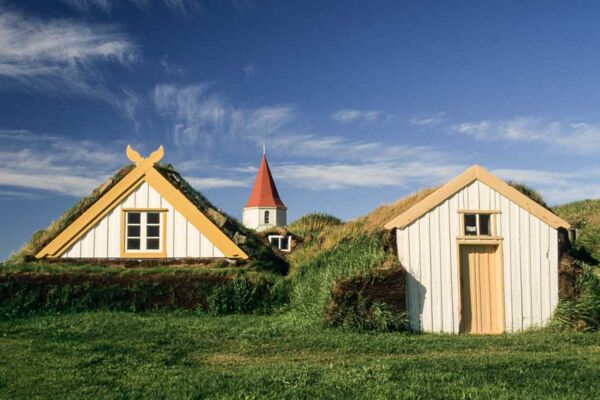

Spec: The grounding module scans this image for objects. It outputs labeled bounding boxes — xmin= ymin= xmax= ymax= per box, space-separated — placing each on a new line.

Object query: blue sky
xmin=2 ymin=0 xmax=600 ymax=259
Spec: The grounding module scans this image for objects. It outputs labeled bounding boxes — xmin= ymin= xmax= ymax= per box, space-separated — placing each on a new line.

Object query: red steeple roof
xmin=244 ymin=154 xmax=286 ymax=209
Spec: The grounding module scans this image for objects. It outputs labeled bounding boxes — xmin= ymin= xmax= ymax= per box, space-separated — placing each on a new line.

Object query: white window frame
xmin=268 ymin=235 xmax=291 ymax=252
xmin=124 ymin=210 xmax=164 ymax=253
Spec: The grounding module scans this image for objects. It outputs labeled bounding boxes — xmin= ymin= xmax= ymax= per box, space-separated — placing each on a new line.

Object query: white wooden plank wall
xmin=396 ymin=180 xmax=559 ymax=333
xmin=62 ymin=182 xmax=225 ymax=259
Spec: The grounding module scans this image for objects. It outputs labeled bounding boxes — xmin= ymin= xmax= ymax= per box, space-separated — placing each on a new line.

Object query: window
xmin=268 ymin=235 xmax=291 ymax=252
xmin=462 ymin=212 xmax=495 ymax=237
xmin=264 ymin=210 xmax=270 ymax=224
xmin=125 ymin=211 xmax=163 ymax=252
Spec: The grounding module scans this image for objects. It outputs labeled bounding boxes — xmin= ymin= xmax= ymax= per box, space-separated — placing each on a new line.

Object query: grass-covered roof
xmin=9 ymin=163 xmax=286 ymax=274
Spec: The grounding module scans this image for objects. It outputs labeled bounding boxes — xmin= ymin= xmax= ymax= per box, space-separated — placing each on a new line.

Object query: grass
xmin=287 ymin=212 xmax=342 ymax=238
xmin=0 ymin=261 xmax=273 ymax=279
xmin=2 ymin=187 xmax=600 ymax=398
xmin=1 ymin=312 xmax=600 ymax=399
xmin=288 ymin=233 xmax=392 ymax=324
xmin=554 ymin=199 xmax=600 ymax=262
xmin=282 ymin=189 xmax=436 ymax=325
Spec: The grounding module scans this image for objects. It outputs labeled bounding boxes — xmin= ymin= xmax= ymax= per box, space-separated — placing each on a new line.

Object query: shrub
xmin=335 ymin=298 xmax=407 ymax=332
xmin=325 ymin=268 xmax=408 ymax=332
xmin=551 ymin=262 xmax=600 ymax=331
xmin=575 ymin=218 xmax=600 ymax=263
xmin=207 ymin=279 xmax=273 ymax=315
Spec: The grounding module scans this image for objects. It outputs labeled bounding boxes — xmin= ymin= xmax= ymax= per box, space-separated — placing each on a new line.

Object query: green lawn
xmin=1 ymin=312 xmax=600 ymax=399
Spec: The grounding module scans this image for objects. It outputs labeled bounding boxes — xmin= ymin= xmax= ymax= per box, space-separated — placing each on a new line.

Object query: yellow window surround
xmin=120 ymin=209 xmax=168 ymax=259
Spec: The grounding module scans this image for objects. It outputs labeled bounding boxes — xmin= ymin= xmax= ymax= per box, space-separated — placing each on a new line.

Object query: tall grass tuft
xmin=287 ymin=213 xmax=342 ymax=238
xmin=551 ymin=263 xmax=600 ymax=331
xmin=508 ymin=181 xmax=549 ymax=208
xmin=554 ymin=199 xmax=600 ymax=263
xmin=287 ymin=233 xmax=390 ymax=324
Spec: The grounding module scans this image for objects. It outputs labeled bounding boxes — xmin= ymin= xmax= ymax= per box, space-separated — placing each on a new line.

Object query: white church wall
xmin=242 ymin=207 xmax=286 ymax=231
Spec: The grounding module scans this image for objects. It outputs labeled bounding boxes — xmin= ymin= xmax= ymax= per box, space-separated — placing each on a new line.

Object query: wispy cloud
xmin=159 ymin=57 xmax=185 ymax=76
xmin=273 ymin=161 xmax=463 ymax=190
xmin=186 ymin=177 xmax=248 ymax=189
xmin=0 ymin=130 xmax=123 ymax=196
xmin=331 ymin=109 xmax=383 ymax=123
xmin=61 ymin=0 xmax=201 ymax=14
xmin=153 ymin=83 xmax=227 ymax=148
xmin=229 ymin=0 xmax=256 ymax=12
xmin=492 ymin=167 xmax=600 ymax=205
xmin=0 ymin=189 xmax=43 ymax=201
xmin=153 ymin=82 xmax=298 ymax=150
xmin=0 ymin=8 xmax=138 ymax=114
xmin=243 ymin=63 xmax=258 ymax=77
xmin=152 ymin=82 xmax=464 ymax=190
xmin=62 ymin=0 xmax=254 ymax=14
xmin=61 ymin=0 xmax=118 ymax=13
xmin=452 ymin=116 xmax=600 ymax=154
xmin=409 ymin=112 xmax=447 ymax=126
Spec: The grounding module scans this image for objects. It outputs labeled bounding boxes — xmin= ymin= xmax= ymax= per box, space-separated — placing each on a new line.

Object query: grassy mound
xmin=0 ymin=263 xmax=282 ymax=318
xmin=508 ymin=181 xmax=549 ymax=208
xmin=287 ymin=213 xmax=342 ymax=238
xmin=325 ymin=268 xmax=408 ymax=331
xmin=285 ymin=188 xmax=434 ymax=327
xmin=551 ymin=262 xmax=600 ymax=331
xmin=554 ymin=199 xmax=600 ymax=262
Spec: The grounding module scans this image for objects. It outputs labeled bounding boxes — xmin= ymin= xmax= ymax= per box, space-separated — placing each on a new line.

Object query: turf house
xmin=385 ymin=165 xmax=571 ymax=334
xmin=29 ymin=145 xmax=275 ymax=263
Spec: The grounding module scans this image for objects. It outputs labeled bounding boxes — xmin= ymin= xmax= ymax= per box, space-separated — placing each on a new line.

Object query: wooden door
xmin=460 ymin=245 xmax=504 ymax=334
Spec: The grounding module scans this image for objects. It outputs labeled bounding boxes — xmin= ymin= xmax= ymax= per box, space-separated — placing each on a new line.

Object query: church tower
xmin=242 ymin=147 xmax=287 ymax=231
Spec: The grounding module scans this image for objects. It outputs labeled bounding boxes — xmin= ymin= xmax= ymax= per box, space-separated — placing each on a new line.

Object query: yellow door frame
xmin=456 ymin=238 xmax=506 ymax=334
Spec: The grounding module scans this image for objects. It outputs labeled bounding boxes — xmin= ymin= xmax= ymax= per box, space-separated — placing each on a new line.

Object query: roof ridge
xmin=384 ymin=164 xmax=570 ymax=230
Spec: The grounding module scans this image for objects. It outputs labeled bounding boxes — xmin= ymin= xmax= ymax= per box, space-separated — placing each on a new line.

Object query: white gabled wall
xmin=62 ymin=182 xmax=225 ymax=259
xmin=242 ymin=207 xmax=286 ymax=231
xmin=396 ymin=180 xmax=559 ymax=333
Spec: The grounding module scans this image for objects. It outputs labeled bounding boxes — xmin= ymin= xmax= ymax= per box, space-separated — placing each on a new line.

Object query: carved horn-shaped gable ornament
xmin=126 ymin=144 xmax=164 ymax=166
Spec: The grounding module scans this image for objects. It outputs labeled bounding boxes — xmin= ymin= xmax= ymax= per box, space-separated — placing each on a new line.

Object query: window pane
xmin=464 ymin=214 xmax=477 ymax=235
xmin=147 ymin=225 xmax=160 ymax=237
xmin=147 ymin=212 xmax=160 ymax=224
xmin=127 ymin=225 xmax=140 ymax=237
xmin=264 ymin=210 xmax=270 ymax=224
xmin=127 ymin=238 xmax=140 ymax=250
xmin=127 ymin=212 xmax=140 ymax=224
xmin=479 ymin=214 xmax=491 ymax=236
xmin=146 ymin=239 xmax=160 ymax=250
xmin=269 ymin=236 xmax=280 ymax=247
xmin=282 ymin=236 xmax=290 ymax=251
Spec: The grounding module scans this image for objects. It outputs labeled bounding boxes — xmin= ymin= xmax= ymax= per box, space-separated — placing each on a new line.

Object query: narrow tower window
xmin=264 ymin=210 xmax=270 ymax=224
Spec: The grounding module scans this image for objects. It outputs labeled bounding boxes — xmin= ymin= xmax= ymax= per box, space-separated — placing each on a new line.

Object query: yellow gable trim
xmin=36 ymin=146 xmax=248 ymax=259
xmin=384 ymin=165 xmax=570 ymax=231
xmin=144 ymin=168 xmax=248 ymax=259
xmin=35 ymin=166 xmax=149 ymax=259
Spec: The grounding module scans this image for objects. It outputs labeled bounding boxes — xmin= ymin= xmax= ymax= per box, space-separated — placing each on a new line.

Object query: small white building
xmin=242 ymin=151 xmax=287 ymax=232
xmin=385 ymin=165 xmax=570 ymax=334
xmin=35 ymin=146 xmax=248 ymax=260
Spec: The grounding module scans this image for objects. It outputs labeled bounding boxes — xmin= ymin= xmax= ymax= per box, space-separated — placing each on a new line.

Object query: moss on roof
xmin=9 ymin=163 xmax=286 ymax=274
